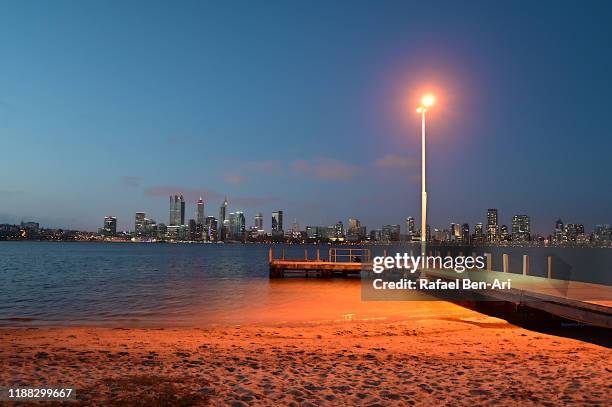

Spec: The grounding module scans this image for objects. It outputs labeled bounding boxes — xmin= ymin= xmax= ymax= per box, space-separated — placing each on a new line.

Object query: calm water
xmin=1 ymin=242 xmax=610 ymax=327
xmin=0 ymin=242 xmax=283 ymax=326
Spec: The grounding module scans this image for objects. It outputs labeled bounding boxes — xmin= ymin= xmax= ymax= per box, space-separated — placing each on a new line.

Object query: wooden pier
xmin=269 ymin=247 xmax=369 ymax=278
xmin=421 ymin=268 xmax=612 ymax=328
xmin=268 ymin=246 xmax=611 ymax=328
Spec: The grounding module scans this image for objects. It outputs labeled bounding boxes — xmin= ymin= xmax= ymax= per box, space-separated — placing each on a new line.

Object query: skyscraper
xmin=347 ymin=218 xmax=366 ymax=242
xmin=474 ymin=222 xmax=484 ymax=243
xmin=135 ymin=212 xmax=146 ymax=236
xmin=103 ymin=216 xmax=117 ymax=236
xmin=235 ymin=211 xmax=246 ymax=241
xmin=271 ymin=210 xmax=284 ymax=241
xmin=196 ymin=197 xmax=205 ymax=240
xmin=228 ymin=212 xmax=236 ymax=240
xmin=461 ymin=223 xmax=470 ymax=244
xmin=196 ymin=197 xmax=204 ymax=226
xmin=169 ymin=195 xmax=177 ymax=225
xmin=500 ymin=225 xmax=509 ymax=240
xmin=169 ymin=195 xmax=186 ymax=226
xmin=554 ymin=218 xmax=564 ymax=242
xmin=271 ymin=211 xmax=283 ymax=233
xmin=180 ymin=195 xmax=185 ymax=225
xmin=487 ymin=208 xmax=498 ymax=242
xmin=188 ymin=219 xmax=197 ymax=240
xmin=254 ymin=213 xmax=263 ymax=231
xmin=333 ymin=221 xmax=345 ymax=239
xmin=205 ymin=216 xmax=217 ymax=241
xmin=218 ymin=197 xmax=228 ymax=240
xmin=511 ymin=215 xmax=530 ymax=242
xmin=382 ymin=225 xmax=400 ymax=241
xmin=450 ymin=223 xmax=461 ymax=242
xmin=406 ymin=217 xmax=415 ymax=236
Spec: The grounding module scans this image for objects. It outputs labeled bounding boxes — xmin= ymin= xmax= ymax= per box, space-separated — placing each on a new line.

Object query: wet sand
xmin=1 ymin=309 xmax=610 ymax=406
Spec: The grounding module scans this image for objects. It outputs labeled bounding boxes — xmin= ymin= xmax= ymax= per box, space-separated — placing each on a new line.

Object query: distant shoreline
xmin=0 ymin=239 xmax=610 ymax=249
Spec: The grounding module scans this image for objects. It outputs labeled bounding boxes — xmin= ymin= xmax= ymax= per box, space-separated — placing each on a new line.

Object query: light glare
xmin=421 ymin=94 xmax=435 ymax=107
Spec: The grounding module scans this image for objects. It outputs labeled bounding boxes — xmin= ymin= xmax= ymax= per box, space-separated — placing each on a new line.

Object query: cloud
xmin=121 ymin=176 xmax=142 ymax=188
xmin=374 ymin=154 xmax=418 ymax=169
xmin=291 ymin=157 xmax=358 ymax=181
xmin=223 ymin=173 xmax=245 ymax=185
xmin=143 ymin=186 xmax=279 ymax=207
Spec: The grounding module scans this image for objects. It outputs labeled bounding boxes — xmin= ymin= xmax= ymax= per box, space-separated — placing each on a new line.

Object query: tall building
xmin=271 ymin=211 xmax=283 ymax=234
xmin=218 ymin=197 xmax=228 ymax=240
xmin=234 ymin=211 xmax=246 ymax=241
xmin=205 ymin=216 xmax=217 ymax=241
xmin=228 ymin=212 xmax=236 ymax=240
xmin=487 ymin=208 xmax=498 ymax=242
xmin=369 ymin=229 xmax=382 ymax=242
xmin=554 ymin=218 xmax=564 ymax=242
xmin=169 ymin=195 xmax=185 ymax=226
xmin=511 ymin=215 xmax=530 ymax=242
xmin=180 ymin=196 xmax=185 ymax=225
xmin=406 ymin=217 xmax=415 ymax=236
xmin=135 ymin=212 xmax=146 ymax=236
xmin=169 ymin=195 xmax=177 ymax=225
xmin=347 ymin=218 xmax=366 ymax=242
xmin=196 ymin=197 xmax=205 ymax=226
xmin=474 ymin=222 xmax=484 ymax=243
xmin=195 ymin=197 xmax=205 ymax=240
xmin=461 ymin=223 xmax=470 ymax=244
xmin=450 ymin=223 xmax=461 ymax=242
xmin=188 ymin=219 xmax=198 ymax=240
xmin=500 ymin=225 xmax=509 ymax=240
xmin=593 ymin=224 xmax=611 ymax=244
xmin=333 ymin=221 xmax=345 ymax=239
xmin=254 ymin=213 xmax=263 ymax=231
xmin=382 ymin=225 xmax=401 ymax=241
xmin=103 ymin=216 xmax=117 ymax=236
xmin=563 ymin=223 xmax=583 ymax=242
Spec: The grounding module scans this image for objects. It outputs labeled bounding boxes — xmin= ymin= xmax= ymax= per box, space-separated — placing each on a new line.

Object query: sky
xmin=1 ymin=0 xmax=611 ymax=234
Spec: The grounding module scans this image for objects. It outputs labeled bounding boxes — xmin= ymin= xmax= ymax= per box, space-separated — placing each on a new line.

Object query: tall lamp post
xmin=416 ymin=94 xmax=435 ymax=257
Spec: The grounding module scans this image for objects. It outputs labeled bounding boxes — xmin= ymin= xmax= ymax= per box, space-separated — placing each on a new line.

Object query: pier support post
xmin=485 ymin=253 xmax=492 ymax=271
xmin=502 ymin=254 xmax=509 ymax=273
xmin=304 ymin=248 xmax=308 ymax=260
xmin=316 ymin=248 xmax=320 ymax=261
xmin=547 ymin=256 xmax=553 ymax=279
xmin=522 ymin=255 xmax=529 ymax=276
xmin=269 ymin=247 xmax=273 ymax=262
xmin=282 ymin=248 xmax=285 ymax=260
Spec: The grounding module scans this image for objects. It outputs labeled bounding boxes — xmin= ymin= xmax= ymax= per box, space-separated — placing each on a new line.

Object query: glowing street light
xmin=417 ymin=94 xmax=435 ymax=257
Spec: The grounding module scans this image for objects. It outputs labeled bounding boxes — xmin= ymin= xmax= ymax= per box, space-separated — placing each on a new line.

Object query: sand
xmin=1 ymin=310 xmax=610 ymax=406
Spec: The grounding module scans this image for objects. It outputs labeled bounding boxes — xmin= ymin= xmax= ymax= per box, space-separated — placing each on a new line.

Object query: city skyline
xmin=98 ymin=195 xmax=608 ymax=241
xmin=1 ymin=1 xmax=611 ymax=233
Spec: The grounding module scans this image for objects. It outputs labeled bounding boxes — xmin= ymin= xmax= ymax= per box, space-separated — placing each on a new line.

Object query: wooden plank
xmin=422 ymin=269 xmax=612 ymax=328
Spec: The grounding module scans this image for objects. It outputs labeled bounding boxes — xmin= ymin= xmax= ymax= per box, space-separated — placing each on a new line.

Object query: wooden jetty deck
xmin=269 ymin=247 xmax=369 ymax=278
xmin=421 ymin=268 xmax=612 ymax=328
xmin=269 ymin=247 xmax=611 ymax=328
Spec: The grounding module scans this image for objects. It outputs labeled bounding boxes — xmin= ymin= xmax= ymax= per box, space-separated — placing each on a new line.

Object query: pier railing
xmin=268 ymin=247 xmax=370 ymax=263
xmin=329 ymin=248 xmax=370 ymax=263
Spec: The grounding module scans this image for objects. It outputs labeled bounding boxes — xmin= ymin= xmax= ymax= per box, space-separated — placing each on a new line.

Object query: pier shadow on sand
xmin=453 ymin=300 xmax=611 ymax=348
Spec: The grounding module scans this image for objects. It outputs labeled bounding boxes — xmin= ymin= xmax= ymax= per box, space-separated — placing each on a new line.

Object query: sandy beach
xmin=1 ymin=306 xmax=610 ymax=406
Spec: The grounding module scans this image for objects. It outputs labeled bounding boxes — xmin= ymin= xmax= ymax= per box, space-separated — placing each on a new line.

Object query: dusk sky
xmin=1 ymin=1 xmax=611 ymax=234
